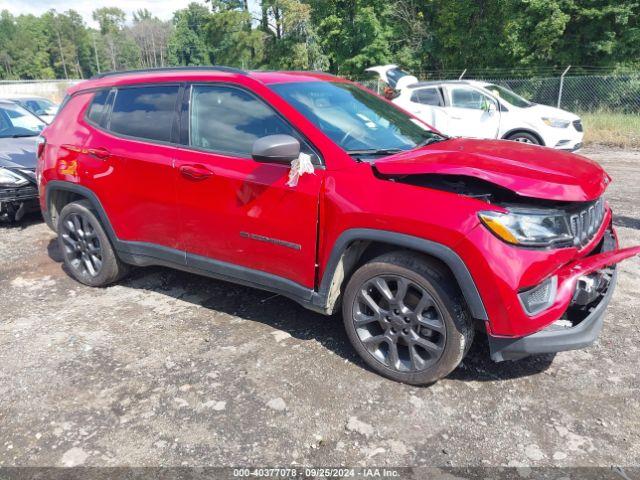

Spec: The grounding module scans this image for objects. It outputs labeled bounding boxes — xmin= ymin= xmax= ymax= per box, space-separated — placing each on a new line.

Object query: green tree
xmin=168 ymin=3 xmax=212 ymax=65
xmin=92 ymin=7 xmax=126 ymax=35
xmin=0 ymin=12 xmax=54 ymax=79
xmin=91 ymin=7 xmax=140 ymax=71
xmin=205 ymin=3 xmax=265 ymax=68
xmin=310 ymin=0 xmax=392 ymax=75
xmin=260 ymin=0 xmax=328 ymax=70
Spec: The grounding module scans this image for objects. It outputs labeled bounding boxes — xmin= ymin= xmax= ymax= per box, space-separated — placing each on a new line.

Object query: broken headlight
xmin=479 ymin=208 xmax=573 ymax=247
xmin=0 ymin=167 xmax=29 ymax=187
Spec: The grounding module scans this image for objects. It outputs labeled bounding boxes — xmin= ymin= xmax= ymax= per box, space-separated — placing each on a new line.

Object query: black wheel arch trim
xmin=45 ymin=181 xmax=119 ymax=240
xmin=315 ymin=228 xmax=488 ymax=320
xmin=502 ymin=128 xmax=545 ymax=146
xmin=44 ymin=182 xmax=487 ymax=320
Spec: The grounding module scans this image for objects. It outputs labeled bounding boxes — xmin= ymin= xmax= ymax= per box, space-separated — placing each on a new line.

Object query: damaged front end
xmin=0 ymin=167 xmax=39 ymax=222
xmin=374 ymin=165 xmax=639 ymax=361
xmin=488 ymin=228 xmax=640 ymax=361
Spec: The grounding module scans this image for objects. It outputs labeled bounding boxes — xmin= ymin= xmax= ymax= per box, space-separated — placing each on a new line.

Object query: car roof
xmin=407 ymin=79 xmax=490 ymax=89
xmin=68 ymin=67 xmax=345 ymax=95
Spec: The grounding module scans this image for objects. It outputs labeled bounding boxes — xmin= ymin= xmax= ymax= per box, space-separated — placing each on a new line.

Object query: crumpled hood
xmin=373 ymin=138 xmax=608 ymax=202
xmin=0 ymin=136 xmax=38 ymax=169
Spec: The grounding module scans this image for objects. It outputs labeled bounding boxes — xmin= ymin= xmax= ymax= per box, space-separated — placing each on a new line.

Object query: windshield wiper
xmin=416 ymin=136 xmax=449 ymax=148
xmin=11 ymin=133 xmax=38 ymax=138
xmin=346 ymin=148 xmax=403 ymax=157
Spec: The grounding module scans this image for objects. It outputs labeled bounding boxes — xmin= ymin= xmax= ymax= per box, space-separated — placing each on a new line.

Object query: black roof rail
xmin=91 ymin=66 xmax=247 ymax=80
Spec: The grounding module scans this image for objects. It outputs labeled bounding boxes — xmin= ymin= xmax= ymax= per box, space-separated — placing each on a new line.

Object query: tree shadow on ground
xmin=47 ymin=238 xmax=554 ymax=385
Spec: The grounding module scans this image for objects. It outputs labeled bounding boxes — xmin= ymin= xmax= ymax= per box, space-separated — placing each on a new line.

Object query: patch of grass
xmin=580 ymin=111 xmax=640 ymax=149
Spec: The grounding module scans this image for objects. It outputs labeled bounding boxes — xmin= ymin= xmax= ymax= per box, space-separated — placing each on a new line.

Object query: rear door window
xmin=410 ymin=88 xmax=443 ymax=106
xmin=449 ymin=86 xmax=494 ymax=110
xmin=109 ymin=85 xmax=179 ymax=142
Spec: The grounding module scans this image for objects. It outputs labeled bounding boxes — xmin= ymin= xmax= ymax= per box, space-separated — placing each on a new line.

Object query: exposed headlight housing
xmin=479 ymin=208 xmax=574 ymax=247
xmin=542 ymin=117 xmax=571 ymax=128
xmin=0 ymin=167 xmax=29 ymax=187
xmin=480 ymin=198 xmax=607 ymax=249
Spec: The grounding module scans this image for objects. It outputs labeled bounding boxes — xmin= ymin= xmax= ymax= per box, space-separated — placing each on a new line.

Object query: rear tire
xmin=57 ymin=200 xmax=129 ymax=287
xmin=506 ymin=131 xmax=541 ymax=145
xmin=342 ymin=251 xmax=474 ymax=385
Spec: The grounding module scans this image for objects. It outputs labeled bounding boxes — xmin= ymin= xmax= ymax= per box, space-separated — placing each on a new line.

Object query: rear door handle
xmin=87 ymin=147 xmax=111 ymax=160
xmin=61 ymin=144 xmax=110 ymax=160
xmin=179 ymin=164 xmax=213 ymax=180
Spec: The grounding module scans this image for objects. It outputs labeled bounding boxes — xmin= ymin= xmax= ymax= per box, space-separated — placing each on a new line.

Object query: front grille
xmin=0 ymin=185 xmax=38 ymax=201
xmin=568 ymin=197 xmax=605 ymax=247
xmin=573 ymin=120 xmax=583 ymax=132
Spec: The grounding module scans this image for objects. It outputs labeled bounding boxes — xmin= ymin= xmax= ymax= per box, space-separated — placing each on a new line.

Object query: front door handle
xmin=87 ymin=147 xmax=111 ymax=160
xmin=179 ymin=164 xmax=213 ymax=180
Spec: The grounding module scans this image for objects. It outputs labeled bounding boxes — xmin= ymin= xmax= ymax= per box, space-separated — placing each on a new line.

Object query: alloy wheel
xmin=60 ymin=213 xmax=103 ymax=277
xmin=352 ymin=274 xmax=446 ymax=372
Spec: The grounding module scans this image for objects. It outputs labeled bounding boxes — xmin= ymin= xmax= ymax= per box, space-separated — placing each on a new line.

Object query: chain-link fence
xmin=352 ymin=73 xmax=640 ymax=114
xmin=3 ymin=73 xmax=640 ymax=114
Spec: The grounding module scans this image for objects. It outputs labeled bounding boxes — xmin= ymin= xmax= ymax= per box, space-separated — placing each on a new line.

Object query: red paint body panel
xmin=174 ymin=148 xmax=323 ymax=287
xmin=86 ymin=131 xmax=180 ymax=248
xmin=40 ymin=69 xmax=640 ymax=343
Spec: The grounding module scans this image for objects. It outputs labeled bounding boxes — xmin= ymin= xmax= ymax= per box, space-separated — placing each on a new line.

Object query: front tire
xmin=57 ymin=200 xmax=129 ymax=287
xmin=342 ymin=251 xmax=474 ymax=385
xmin=506 ymin=131 xmax=541 ymax=145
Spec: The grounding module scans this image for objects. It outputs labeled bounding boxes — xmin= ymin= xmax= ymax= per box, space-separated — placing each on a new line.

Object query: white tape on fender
xmin=286 ymin=152 xmax=315 ymax=187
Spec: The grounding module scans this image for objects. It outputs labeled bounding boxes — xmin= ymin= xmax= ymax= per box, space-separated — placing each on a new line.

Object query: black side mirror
xmin=252 ymin=134 xmax=300 ymax=164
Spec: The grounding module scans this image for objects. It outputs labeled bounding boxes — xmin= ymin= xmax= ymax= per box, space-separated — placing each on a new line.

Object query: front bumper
xmin=543 ymin=121 xmax=584 ymax=151
xmin=489 ymin=269 xmax=617 ymax=361
xmin=0 ymin=184 xmax=39 ymax=221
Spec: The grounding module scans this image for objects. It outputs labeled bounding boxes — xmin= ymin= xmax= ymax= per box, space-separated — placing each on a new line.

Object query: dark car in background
xmin=0 ymin=100 xmax=44 ymax=222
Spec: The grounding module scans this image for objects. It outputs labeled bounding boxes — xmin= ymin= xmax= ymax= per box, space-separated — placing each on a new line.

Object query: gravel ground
xmin=0 ymin=146 xmax=639 ymax=469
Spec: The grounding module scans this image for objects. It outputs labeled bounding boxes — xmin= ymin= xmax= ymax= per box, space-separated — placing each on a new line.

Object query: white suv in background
xmin=366 ymin=65 xmax=584 ymax=151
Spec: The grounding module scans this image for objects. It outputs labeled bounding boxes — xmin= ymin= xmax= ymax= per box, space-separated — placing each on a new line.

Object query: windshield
xmin=19 ymin=98 xmax=56 ymax=115
xmin=484 ymin=84 xmax=533 ymax=108
xmin=0 ymin=103 xmax=46 ymax=138
xmin=270 ymin=81 xmax=443 ymax=157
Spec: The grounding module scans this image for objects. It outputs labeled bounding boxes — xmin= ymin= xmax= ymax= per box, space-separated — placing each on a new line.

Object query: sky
xmin=0 ymin=0 xmax=260 ymax=27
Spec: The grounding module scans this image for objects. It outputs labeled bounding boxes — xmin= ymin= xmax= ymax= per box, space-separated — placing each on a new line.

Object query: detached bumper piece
xmin=489 ymin=269 xmax=617 ymax=361
xmin=489 ymin=237 xmax=640 ymax=362
xmin=0 ymin=185 xmax=39 ymax=222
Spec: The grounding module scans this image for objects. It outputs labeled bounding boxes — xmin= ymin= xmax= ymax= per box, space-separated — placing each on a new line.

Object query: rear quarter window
xmin=109 ymin=85 xmax=179 ymax=143
xmin=86 ymin=90 xmax=110 ymax=125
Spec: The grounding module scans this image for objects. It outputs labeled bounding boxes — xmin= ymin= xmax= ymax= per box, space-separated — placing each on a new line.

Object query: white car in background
xmin=2 ymin=95 xmax=59 ymax=124
xmin=366 ymin=65 xmax=584 ymax=151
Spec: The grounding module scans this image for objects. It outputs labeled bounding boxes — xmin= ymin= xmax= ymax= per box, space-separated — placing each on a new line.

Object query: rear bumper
xmin=488 ymin=268 xmax=617 ymax=361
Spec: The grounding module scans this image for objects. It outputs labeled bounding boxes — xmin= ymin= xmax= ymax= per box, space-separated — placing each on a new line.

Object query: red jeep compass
xmin=37 ymin=67 xmax=639 ymax=385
